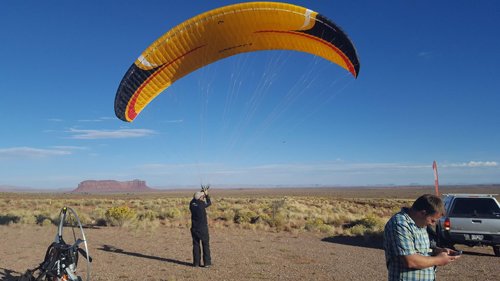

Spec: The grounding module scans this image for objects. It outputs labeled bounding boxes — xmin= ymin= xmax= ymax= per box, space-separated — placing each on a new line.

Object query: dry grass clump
xmin=139 ymin=210 xmax=159 ymax=221
xmin=305 ymin=218 xmax=324 ymax=231
xmin=34 ymin=209 xmax=52 ymax=224
xmin=343 ymin=214 xmax=387 ymax=237
xmin=0 ymin=193 xmax=409 ymax=238
xmin=234 ymin=210 xmax=258 ymax=223
xmin=66 ymin=211 xmax=92 ymax=226
xmin=131 ymin=218 xmax=160 ymax=233
xmin=18 ymin=213 xmax=37 ymax=225
xmin=41 ymin=218 xmax=53 ymax=227
xmin=91 ymin=207 xmax=107 ymax=226
xmin=160 ymin=208 xmax=183 ymax=220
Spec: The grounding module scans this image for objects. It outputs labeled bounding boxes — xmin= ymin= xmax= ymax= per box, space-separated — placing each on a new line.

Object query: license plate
xmin=466 ymin=234 xmax=484 ymax=240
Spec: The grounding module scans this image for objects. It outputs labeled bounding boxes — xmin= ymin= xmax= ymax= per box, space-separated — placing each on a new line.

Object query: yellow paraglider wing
xmin=115 ymin=2 xmax=360 ymax=122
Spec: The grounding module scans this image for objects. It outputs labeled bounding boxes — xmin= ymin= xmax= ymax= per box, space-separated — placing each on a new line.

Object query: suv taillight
xmin=445 ymin=218 xmax=450 ymax=231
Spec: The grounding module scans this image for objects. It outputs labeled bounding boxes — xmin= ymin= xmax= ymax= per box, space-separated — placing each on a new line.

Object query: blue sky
xmin=1 ymin=0 xmax=499 ymax=189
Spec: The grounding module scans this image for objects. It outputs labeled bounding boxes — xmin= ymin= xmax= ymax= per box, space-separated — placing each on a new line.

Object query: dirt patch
xmin=1 ymin=224 xmax=499 ymax=281
xmin=2 ymin=186 xmax=500 ymax=280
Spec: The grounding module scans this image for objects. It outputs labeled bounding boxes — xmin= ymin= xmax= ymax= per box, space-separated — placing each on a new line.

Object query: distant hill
xmin=0 ymin=185 xmax=72 ymax=193
xmin=0 ymin=185 xmax=32 ymax=192
xmin=71 ymin=179 xmax=155 ymax=193
xmin=152 ymin=184 xmax=332 ymax=190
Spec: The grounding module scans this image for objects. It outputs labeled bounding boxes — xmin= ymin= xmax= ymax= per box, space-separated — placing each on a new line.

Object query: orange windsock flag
xmin=433 ymin=161 xmax=439 ymax=196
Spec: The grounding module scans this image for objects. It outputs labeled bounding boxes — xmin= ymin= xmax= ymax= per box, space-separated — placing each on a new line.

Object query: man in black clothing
xmin=190 ymin=189 xmax=212 ymax=268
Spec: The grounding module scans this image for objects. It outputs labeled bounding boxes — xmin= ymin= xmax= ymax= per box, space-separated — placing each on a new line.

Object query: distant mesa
xmin=72 ymin=179 xmax=154 ymax=193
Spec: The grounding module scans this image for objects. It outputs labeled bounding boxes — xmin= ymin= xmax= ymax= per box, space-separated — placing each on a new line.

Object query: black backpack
xmin=18 ymin=239 xmax=91 ymax=281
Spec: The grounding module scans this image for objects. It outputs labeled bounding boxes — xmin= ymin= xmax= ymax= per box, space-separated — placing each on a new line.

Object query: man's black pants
xmin=191 ymin=228 xmax=211 ymax=266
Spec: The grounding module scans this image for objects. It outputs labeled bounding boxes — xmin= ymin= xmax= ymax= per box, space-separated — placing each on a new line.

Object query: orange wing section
xmin=115 ymin=2 xmax=360 ymax=122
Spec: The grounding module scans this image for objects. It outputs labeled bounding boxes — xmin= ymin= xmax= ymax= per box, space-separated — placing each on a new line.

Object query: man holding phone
xmin=384 ymin=194 xmax=461 ymax=280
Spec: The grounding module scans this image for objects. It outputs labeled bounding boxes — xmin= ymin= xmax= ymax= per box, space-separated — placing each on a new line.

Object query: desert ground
xmin=1 ymin=185 xmax=500 ymax=281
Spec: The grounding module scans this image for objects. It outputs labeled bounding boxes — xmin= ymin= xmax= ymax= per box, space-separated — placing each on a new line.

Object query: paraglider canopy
xmin=115 ymin=1 xmax=360 ymax=122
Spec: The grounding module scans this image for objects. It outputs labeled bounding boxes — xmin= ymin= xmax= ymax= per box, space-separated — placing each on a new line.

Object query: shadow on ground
xmin=0 ymin=268 xmax=21 ymax=281
xmin=98 ymin=245 xmax=193 ymax=267
xmin=321 ymin=236 xmax=384 ymax=250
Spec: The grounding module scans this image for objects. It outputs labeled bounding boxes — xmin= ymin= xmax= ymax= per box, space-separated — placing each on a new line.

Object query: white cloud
xmin=0 ymin=147 xmax=70 ymax=158
xmin=418 ymin=52 xmax=433 ymax=58
xmin=443 ymin=161 xmax=499 ymax=168
xmin=132 ymin=161 xmax=498 ymax=180
xmin=78 ymin=117 xmax=116 ymax=122
xmin=52 ymin=146 xmax=89 ymax=150
xmin=245 ymin=160 xmax=499 ymax=176
xmin=68 ymin=128 xmax=157 ymax=139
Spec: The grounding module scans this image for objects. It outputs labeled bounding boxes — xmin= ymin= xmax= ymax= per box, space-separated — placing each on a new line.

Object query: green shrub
xmin=90 ymin=207 xmax=107 ymax=226
xmin=217 ymin=202 xmax=232 ymax=212
xmin=208 ymin=210 xmax=223 ymax=220
xmin=140 ymin=210 xmax=158 ymax=221
xmin=256 ymin=214 xmax=270 ymax=225
xmin=234 ymin=210 xmax=258 ymax=224
xmin=350 ymin=224 xmax=369 ymax=236
xmin=267 ymin=215 xmax=283 ymax=227
xmin=19 ymin=215 xmax=37 ymax=225
xmin=221 ymin=210 xmax=236 ymax=221
xmin=178 ymin=205 xmax=190 ymax=216
xmin=18 ymin=201 xmax=29 ymax=209
xmin=83 ymin=199 xmax=98 ymax=206
xmin=66 ymin=212 xmax=92 ymax=226
xmin=115 ymin=200 xmax=126 ymax=206
xmin=328 ymin=218 xmax=344 ymax=227
xmin=52 ymin=202 xmax=64 ymax=209
xmin=35 ymin=210 xmax=52 ymax=224
xmin=105 ymin=206 xmax=136 ymax=227
xmin=318 ymin=224 xmax=334 ymax=234
xmin=41 ymin=219 xmax=53 ymax=226
xmin=132 ymin=219 xmax=160 ymax=232
xmin=356 ymin=214 xmax=385 ymax=229
xmin=160 ymin=208 xmax=182 ymax=219
xmin=305 ymin=218 xmax=323 ymax=231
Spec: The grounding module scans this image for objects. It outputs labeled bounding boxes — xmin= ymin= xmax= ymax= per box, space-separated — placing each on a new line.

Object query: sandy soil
xmin=1 ymin=224 xmax=499 ymax=281
xmin=2 ymin=186 xmax=500 ymax=280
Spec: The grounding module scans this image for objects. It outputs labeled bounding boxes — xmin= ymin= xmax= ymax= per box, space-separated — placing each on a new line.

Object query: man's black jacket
xmin=190 ymin=195 xmax=211 ymax=231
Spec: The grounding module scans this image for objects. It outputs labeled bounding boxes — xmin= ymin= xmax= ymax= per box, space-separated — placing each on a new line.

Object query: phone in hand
xmin=453 ymin=251 xmax=462 ymax=256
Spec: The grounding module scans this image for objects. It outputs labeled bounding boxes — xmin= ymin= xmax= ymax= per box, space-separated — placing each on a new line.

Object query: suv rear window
xmin=449 ymin=198 xmax=500 ymax=218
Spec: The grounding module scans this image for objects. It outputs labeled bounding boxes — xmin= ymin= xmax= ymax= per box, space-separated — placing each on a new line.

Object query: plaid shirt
xmin=383 ymin=207 xmax=435 ymax=281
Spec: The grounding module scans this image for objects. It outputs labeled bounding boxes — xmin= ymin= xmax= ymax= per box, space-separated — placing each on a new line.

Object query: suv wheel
xmin=494 ymin=245 xmax=500 ymax=257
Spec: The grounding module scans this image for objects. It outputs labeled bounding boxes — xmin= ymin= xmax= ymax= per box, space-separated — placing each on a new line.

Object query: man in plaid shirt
xmin=384 ymin=194 xmax=460 ymax=280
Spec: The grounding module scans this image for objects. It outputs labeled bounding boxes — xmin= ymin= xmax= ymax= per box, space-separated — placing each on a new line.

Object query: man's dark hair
xmin=411 ymin=194 xmax=446 ymax=216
